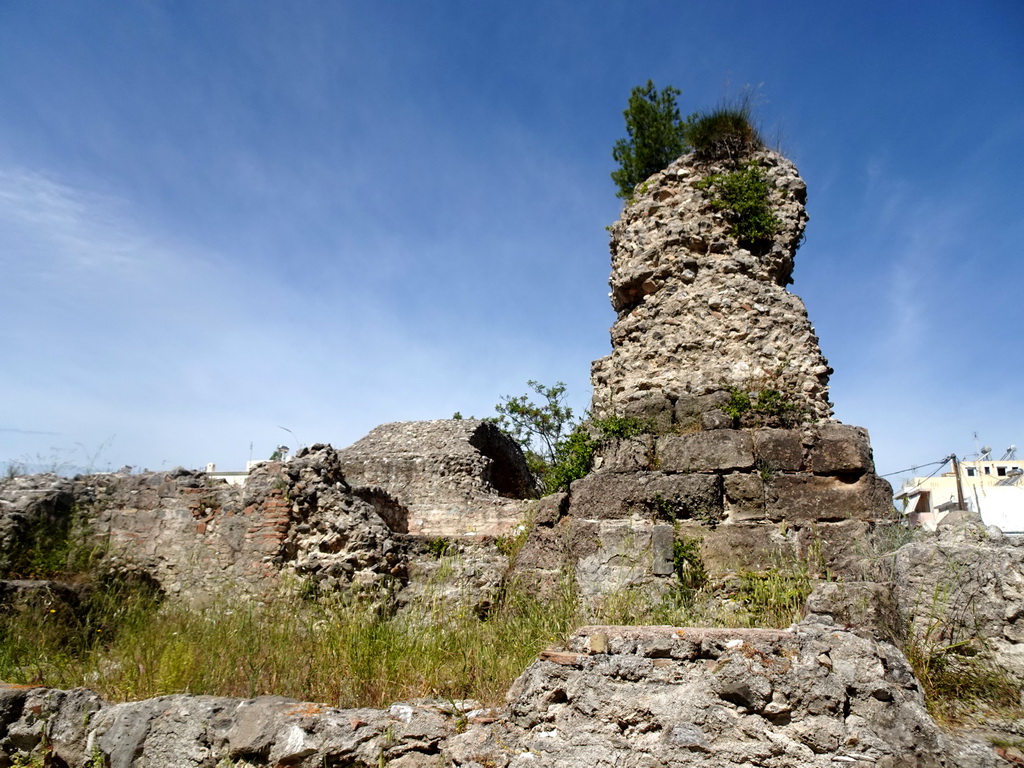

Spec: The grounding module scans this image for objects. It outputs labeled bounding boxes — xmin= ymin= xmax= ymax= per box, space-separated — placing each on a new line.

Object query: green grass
xmin=0 ymin=550 xmax=824 ymax=708
xmin=686 ymin=103 xmax=762 ymax=162
xmin=901 ymin=578 xmax=1024 ymax=725
xmin=0 ymin=575 xmax=581 ymax=707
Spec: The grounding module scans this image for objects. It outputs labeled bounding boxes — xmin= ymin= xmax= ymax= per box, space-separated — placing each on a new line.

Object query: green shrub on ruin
xmin=695 ymin=162 xmax=779 ymax=250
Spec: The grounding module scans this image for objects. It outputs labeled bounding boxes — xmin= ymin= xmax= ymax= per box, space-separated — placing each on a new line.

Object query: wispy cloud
xmin=0 ymin=168 xmax=159 ymax=279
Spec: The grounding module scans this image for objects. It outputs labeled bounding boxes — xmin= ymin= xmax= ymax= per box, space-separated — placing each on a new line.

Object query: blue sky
xmin=1 ymin=1 xmax=1022 ymax=485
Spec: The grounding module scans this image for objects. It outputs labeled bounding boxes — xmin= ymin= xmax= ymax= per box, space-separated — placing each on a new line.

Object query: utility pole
xmin=949 ymin=454 xmax=967 ymax=511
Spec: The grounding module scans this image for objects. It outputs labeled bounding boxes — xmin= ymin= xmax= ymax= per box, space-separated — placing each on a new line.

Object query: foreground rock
xmin=889 ymin=519 xmax=1024 ymax=684
xmin=1 ymin=619 xmax=1002 ymax=767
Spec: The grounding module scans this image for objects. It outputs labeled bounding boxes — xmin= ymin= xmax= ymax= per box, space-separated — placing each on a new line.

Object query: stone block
xmin=532 ymin=492 xmax=568 ymax=526
xmin=594 ymin=436 xmax=655 ymax=473
xmin=656 ymin=431 xmax=755 ymax=473
xmin=689 ymin=522 xmax=793 ymax=575
xmin=619 ymin=393 xmax=674 ymax=434
xmin=764 ymin=474 xmax=892 ymax=523
xmin=752 ymin=429 xmax=804 ymax=471
xmin=568 ymin=471 xmax=722 ymax=524
xmin=673 ymin=392 xmax=729 ymax=431
xmin=803 ymin=423 xmax=874 ymax=475
xmin=795 ymin=519 xmax=874 ymax=581
xmin=651 ymin=524 xmax=675 ymax=576
xmin=804 ymin=581 xmax=902 ymax=642
xmin=723 ymin=472 xmax=765 ymax=521
xmin=511 ymin=524 xmax=567 ymax=572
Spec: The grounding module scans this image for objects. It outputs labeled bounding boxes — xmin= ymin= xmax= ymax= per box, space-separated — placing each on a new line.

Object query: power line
xmin=879 ymin=459 xmax=949 ymax=479
xmin=890 ymin=458 xmax=953 ymax=499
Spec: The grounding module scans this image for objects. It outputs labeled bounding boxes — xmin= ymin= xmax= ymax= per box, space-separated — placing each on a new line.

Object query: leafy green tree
xmin=611 ymin=80 xmax=692 ymax=199
xmin=494 ymin=382 xmax=657 ymax=494
xmin=494 ymin=381 xmax=575 ymax=476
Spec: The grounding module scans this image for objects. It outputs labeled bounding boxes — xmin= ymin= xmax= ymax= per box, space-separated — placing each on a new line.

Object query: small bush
xmin=720 ymin=386 xmax=803 ymax=428
xmin=593 ymin=414 xmax=654 ymax=440
xmin=544 ymin=428 xmax=597 ymax=493
xmin=611 ymin=80 xmax=693 ymax=199
xmin=695 ymin=163 xmax=779 ymax=250
xmin=672 ymin=537 xmax=708 ymax=594
xmin=543 ymin=414 xmax=655 ymax=494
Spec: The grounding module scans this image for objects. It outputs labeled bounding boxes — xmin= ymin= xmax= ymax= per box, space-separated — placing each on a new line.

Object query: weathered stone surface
xmin=657 ymin=430 xmax=755 ymax=472
xmin=532 ymin=492 xmax=568 ymax=526
xmin=752 ymin=428 xmax=805 ymax=471
xmin=400 ymin=537 xmax=509 ymax=615
xmin=889 ymin=521 xmax=1024 ymax=683
xmin=0 ymin=685 xmax=453 ymax=768
xmin=592 ymin=435 xmax=655 ymax=473
xmin=569 ymin=471 xmax=723 ymax=523
xmin=338 ymin=419 xmax=536 ymax=537
xmin=805 ymin=581 xmax=903 ymax=642
xmin=694 ymin=522 xmax=793 ymax=574
xmin=0 ymin=446 xmax=408 ymax=601
xmin=764 ymin=473 xmax=893 ymax=523
xmin=674 ymin=392 xmax=730 ymax=431
xmin=722 ymin=471 xmax=765 ymax=521
xmin=591 ymin=150 xmax=833 ymax=427
xmin=484 ymin=623 xmax=996 ymax=767
xmin=796 ymin=519 xmax=873 ymax=575
xmin=803 ymin=423 xmax=874 ymax=475
xmin=0 ymin=474 xmax=75 ymax=575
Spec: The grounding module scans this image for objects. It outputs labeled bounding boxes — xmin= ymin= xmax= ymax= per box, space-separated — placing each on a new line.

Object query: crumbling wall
xmin=0 ymin=445 xmax=407 ymax=601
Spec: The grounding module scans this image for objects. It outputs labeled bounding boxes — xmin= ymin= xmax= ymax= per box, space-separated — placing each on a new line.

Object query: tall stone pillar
xmin=591 ymin=150 xmax=833 ymax=430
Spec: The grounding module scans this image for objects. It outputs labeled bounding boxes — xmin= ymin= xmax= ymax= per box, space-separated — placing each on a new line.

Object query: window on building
xmin=966 ymin=467 xmax=976 ymax=477
xmin=998 ymin=467 xmax=1007 ymax=477
xmin=985 ymin=466 xmax=992 ymax=475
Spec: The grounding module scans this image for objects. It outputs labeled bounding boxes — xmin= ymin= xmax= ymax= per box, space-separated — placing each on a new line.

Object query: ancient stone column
xmin=591 ymin=149 xmax=833 ymax=430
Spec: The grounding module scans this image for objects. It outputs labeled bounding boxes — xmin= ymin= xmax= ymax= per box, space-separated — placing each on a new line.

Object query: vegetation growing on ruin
xmin=611 ymin=83 xmax=766 ymax=199
xmin=611 ymin=80 xmax=693 ymax=199
xmin=695 ymin=162 xmax=780 ymax=250
xmin=494 ymin=380 xmax=575 ymax=478
xmin=494 ymin=381 xmax=653 ymax=494
xmin=687 ymin=99 xmax=763 ymax=161
xmin=721 ymin=386 xmax=803 ymax=428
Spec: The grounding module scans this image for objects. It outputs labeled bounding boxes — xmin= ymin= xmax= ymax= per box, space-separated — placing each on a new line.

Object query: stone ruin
xmin=513 ymin=148 xmax=892 ymax=597
xmin=338 ymin=419 xmax=536 ymax=537
xmin=4 ymin=147 xmax=1024 ymax=767
xmin=591 ymin=149 xmax=832 ymax=429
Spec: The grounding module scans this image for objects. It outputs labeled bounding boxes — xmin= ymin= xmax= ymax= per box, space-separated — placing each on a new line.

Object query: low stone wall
xmin=0 ymin=446 xmax=407 ymax=601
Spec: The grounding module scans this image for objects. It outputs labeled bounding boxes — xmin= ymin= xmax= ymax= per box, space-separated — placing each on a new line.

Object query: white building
xmin=896 ymin=446 xmax=1024 ymax=533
